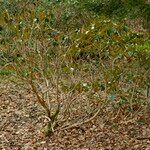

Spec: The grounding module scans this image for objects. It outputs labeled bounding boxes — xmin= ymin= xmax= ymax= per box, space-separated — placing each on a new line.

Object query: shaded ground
xmin=0 ymin=80 xmax=150 ymax=150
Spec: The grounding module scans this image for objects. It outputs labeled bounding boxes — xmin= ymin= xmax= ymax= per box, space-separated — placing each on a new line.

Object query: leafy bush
xmin=0 ymin=0 xmax=149 ymax=136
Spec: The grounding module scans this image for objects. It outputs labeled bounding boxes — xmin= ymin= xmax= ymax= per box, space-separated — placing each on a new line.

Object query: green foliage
xmin=68 ymin=17 xmax=146 ymax=61
xmin=78 ymin=0 xmax=150 ymax=20
xmin=0 ymin=70 xmax=15 ymax=76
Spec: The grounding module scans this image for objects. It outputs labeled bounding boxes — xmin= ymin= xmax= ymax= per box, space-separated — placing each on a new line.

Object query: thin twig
xmin=136 ymin=137 xmax=150 ymax=140
xmin=58 ymin=103 xmax=102 ymax=131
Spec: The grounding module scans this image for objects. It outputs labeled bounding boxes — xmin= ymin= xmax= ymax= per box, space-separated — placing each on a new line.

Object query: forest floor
xmin=0 ymin=79 xmax=150 ymax=150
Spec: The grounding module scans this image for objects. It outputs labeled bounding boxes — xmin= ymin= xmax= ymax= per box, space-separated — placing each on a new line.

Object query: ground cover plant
xmin=0 ymin=0 xmax=150 ymax=149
